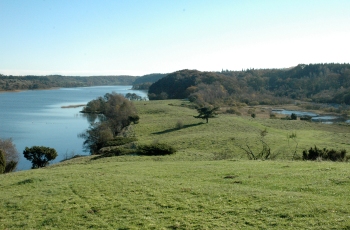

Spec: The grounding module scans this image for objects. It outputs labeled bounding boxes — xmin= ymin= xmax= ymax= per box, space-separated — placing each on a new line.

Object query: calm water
xmin=272 ymin=109 xmax=349 ymax=123
xmin=0 ymin=86 xmax=147 ymax=171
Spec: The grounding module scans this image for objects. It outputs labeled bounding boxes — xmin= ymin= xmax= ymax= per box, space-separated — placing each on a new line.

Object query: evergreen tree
xmin=194 ymin=107 xmax=219 ymax=123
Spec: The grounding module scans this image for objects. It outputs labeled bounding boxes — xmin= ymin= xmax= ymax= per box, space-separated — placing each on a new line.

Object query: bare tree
xmin=0 ymin=138 xmax=19 ymax=172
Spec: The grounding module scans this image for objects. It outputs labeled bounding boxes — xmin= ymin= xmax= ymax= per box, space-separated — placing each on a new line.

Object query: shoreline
xmin=61 ymin=104 xmax=86 ymax=109
xmin=0 ymin=87 xmax=61 ymax=94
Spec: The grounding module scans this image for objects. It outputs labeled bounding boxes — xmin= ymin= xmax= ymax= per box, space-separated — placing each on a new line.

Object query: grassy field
xmin=1 ymin=99 xmax=350 ymax=229
xmin=133 ymin=100 xmax=350 ymax=161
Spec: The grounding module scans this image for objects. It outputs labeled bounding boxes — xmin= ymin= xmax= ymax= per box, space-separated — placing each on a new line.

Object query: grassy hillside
xmin=133 ymin=100 xmax=350 ymax=160
xmin=1 ymin=100 xmax=350 ymax=229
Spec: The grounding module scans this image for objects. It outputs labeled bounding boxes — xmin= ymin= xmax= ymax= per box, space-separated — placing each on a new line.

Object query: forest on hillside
xmin=132 ymin=73 xmax=167 ymax=90
xmin=0 ymin=75 xmax=137 ymax=91
xmin=148 ymin=63 xmax=350 ymax=106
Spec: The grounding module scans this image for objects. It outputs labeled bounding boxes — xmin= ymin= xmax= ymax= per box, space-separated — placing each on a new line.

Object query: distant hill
xmin=148 ymin=64 xmax=350 ymax=105
xmin=148 ymin=69 xmax=231 ymax=99
xmin=132 ymin=73 xmax=167 ymax=90
xmin=0 ymin=75 xmax=137 ymax=91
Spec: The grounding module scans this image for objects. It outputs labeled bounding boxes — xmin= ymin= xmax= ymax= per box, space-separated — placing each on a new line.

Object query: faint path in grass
xmin=152 ymin=122 xmax=204 ymax=135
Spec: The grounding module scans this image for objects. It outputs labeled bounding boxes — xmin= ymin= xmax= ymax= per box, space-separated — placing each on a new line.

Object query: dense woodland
xmin=147 ymin=63 xmax=350 ymax=106
xmin=131 ymin=73 xmax=166 ymax=90
xmin=0 ymin=75 xmax=136 ymax=91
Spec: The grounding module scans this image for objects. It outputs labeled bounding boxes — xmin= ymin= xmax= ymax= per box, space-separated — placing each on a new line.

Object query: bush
xmin=104 ymin=137 xmax=137 ymax=147
xmin=0 ymin=150 xmax=5 ymax=174
xmin=101 ymin=148 xmax=135 ymax=157
xmin=248 ymin=101 xmax=259 ymax=106
xmin=302 ymin=146 xmax=347 ymax=161
xmin=138 ymin=143 xmax=176 ymax=156
xmin=0 ymin=138 xmax=19 ymax=172
xmin=175 ymin=120 xmax=184 ymax=129
xmin=5 ymin=161 xmax=17 ymax=173
xmin=300 ymin=116 xmax=312 ymax=121
xmin=291 ymin=113 xmax=297 ymax=120
xmin=247 ymin=108 xmax=255 ymax=114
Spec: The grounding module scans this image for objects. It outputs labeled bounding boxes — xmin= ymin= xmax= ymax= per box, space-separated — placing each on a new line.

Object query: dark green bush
xmin=101 ymin=148 xmax=135 ymax=157
xmin=302 ymin=146 xmax=347 ymax=161
xmin=104 ymin=137 xmax=137 ymax=147
xmin=5 ymin=161 xmax=17 ymax=173
xmin=291 ymin=113 xmax=297 ymax=120
xmin=138 ymin=143 xmax=176 ymax=156
xmin=300 ymin=116 xmax=312 ymax=121
xmin=0 ymin=150 xmax=5 ymax=174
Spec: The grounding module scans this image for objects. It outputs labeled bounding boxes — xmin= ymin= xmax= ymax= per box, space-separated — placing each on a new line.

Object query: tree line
xmin=147 ymin=63 xmax=350 ymax=106
xmin=0 ymin=74 xmax=137 ymax=91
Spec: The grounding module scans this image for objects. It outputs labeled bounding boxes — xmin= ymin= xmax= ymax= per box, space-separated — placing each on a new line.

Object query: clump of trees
xmin=79 ymin=93 xmax=139 ymax=154
xmin=302 ymin=146 xmax=347 ymax=161
xmin=147 ymin=64 xmax=350 ymax=106
xmin=0 ymin=138 xmax=19 ymax=173
xmin=125 ymin=93 xmax=144 ymax=101
xmin=23 ymin=146 xmax=58 ymax=169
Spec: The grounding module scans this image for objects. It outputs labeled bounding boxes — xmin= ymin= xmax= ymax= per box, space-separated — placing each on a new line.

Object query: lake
xmin=272 ymin=109 xmax=350 ymax=123
xmin=0 ymin=86 xmax=147 ymax=171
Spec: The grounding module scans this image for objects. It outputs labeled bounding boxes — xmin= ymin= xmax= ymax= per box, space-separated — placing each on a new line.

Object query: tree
xmin=194 ymin=107 xmax=219 ymax=123
xmin=23 ymin=146 xmax=58 ymax=169
xmin=125 ymin=93 xmax=142 ymax=101
xmin=0 ymin=138 xmax=19 ymax=172
xmin=78 ymin=122 xmax=114 ymax=154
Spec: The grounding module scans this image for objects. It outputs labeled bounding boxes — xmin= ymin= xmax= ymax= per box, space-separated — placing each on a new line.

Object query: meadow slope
xmin=1 ymin=99 xmax=350 ymax=229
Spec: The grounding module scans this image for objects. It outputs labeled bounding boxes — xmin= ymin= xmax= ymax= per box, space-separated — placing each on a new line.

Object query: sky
xmin=1 ymin=0 xmax=350 ymax=76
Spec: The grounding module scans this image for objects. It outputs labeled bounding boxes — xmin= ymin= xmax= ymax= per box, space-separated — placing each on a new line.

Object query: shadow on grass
xmin=152 ymin=122 xmax=205 ymax=135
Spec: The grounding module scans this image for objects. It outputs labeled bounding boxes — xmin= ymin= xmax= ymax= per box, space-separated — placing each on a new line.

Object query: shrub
xmin=300 ymin=116 xmax=312 ymax=121
xmin=248 ymin=101 xmax=259 ymax=106
xmin=5 ymin=161 xmax=17 ymax=173
xmin=104 ymin=137 xmax=137 ymax=147
xmin=0 ymin=138 xmax=19 ymax=172
xmin=225 ymin=107 xmax=239 ymax=114
xmin=291 ymin=113 xmax=297 ymax=120
xmin=175 ymin=120 xmax=184 ymax=129
xmin=302 ymin=146 xmax=347 ymax=161
xmin=247 ymin=108 xmax=255 ymax=114
xmin=101 ymin=148 xmax=135 ymax=157
xmin=0 ymin=150 xmax=5 ymax=174
xmin=138 ymin=143 xmax=176 ymax=156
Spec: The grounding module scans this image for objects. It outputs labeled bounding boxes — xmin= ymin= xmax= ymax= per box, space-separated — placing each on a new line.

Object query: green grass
xmin=1 ymin=99 xmax=350 ymax=229
xmin=133 ymin=100 xmax=350 ymax=161
xmin=2 ymin=159 xmax=350 ymax=229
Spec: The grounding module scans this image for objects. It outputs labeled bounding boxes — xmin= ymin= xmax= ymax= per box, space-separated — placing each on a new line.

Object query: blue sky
xmin=1 ymin=0 xmax=349 ymax=76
